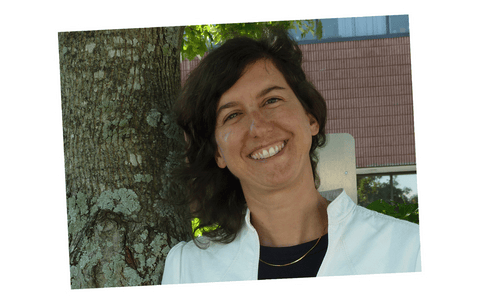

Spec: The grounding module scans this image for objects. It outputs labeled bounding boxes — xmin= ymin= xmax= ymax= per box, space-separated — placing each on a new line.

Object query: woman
xmin=162 ymin=28 xmax=421 ymax=283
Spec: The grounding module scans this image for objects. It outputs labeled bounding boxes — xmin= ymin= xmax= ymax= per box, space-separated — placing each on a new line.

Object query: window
xmin=357 ymin=173 xmax=418 ymax=207
xmin=389 ymin=15 xmax=410 ymax=34
xmin=291 ymin=15 xmax=410 ymax=44
xmin=338 ymin=16 xmax=387 ymax=37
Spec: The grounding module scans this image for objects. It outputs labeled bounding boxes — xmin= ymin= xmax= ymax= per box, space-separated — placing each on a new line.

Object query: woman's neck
xmin=242 ymin=178 xmax=329 ymax=247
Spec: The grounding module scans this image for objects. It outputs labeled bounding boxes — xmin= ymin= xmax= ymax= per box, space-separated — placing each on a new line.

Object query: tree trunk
xmin=58 ymin=27 xmax=190 ymax=288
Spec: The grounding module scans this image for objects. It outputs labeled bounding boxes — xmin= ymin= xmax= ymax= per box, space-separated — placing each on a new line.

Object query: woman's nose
xmin=248 ymin=111 xmax=273 ymax=137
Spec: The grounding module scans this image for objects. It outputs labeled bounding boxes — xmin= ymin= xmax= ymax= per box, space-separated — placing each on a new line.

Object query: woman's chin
xmin=240 ymin=167 xmax=302 ymax=192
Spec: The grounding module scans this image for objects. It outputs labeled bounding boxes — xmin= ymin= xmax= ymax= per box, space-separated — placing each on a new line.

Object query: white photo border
xmin=49 ymin=5 xmax=430 ymax=298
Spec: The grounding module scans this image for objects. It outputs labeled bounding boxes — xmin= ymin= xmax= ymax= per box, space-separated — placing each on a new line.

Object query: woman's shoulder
xmin=165 ymin=237 xmax=214 ymax=260
xmin=325 ymin=193 xmax=421 ymax=274
xmin=326 ymin=188 xmax=419 ymax=234
xmin=353 ymin=203 xmax=420 ymax=234
xmin=162 ymin=230 xmax=255 ymax=284
xmin=162 ymin=239 xmax=213 ymax=284
xmin=345 ymin=203 xmax=421 ymax=264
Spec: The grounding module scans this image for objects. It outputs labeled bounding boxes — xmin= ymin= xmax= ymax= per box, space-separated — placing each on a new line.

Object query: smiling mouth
xmin=250 ymin=140 xmax=287 ymax=160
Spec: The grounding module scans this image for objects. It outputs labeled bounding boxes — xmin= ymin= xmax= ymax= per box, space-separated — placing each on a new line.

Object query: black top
xmin=258 ymin=234 xmax=328 ymax=280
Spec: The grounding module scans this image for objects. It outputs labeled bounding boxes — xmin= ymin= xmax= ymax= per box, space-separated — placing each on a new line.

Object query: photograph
xmin=59 ymin=14 xmax=420 ymax=288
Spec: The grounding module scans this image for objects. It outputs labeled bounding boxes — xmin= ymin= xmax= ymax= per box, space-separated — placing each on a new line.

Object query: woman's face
xmin=214 ymin=59 xmax=319 ymax=192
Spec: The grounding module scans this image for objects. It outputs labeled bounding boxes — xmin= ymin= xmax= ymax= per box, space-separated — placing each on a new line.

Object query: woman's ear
xmin=215 ymin=146 xmax=227 ymax=169
xmin=308 ymin=114 xmax=320 ymax=136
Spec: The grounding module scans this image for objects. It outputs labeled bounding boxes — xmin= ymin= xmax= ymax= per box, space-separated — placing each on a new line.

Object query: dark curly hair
xmin=174 ymin=27 xmax=327 ymax=247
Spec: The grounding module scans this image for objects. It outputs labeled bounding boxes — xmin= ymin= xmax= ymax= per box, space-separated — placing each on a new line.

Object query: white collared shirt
xmin=162 ymin=189 xmax=421 ymax=284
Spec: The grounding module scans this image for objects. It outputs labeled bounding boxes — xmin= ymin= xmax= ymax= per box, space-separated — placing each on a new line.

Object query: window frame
xmin=356 ymin=166 xmax=417 ymax=206
xmin=293 ymin=15 xmax=410 ymax=45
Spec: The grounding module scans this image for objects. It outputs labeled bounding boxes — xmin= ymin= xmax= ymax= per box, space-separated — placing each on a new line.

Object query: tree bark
xmin=58 ymin=27 xmax=190 ymax=288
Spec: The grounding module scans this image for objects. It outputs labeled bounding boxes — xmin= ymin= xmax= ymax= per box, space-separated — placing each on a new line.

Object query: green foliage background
xmin=181 ymin=20 xmax=322 ymax=60
xmin=358 ymin=175 xmax=419 ymax=224
xmin=357 ymin=175 xmax=417 ymax=205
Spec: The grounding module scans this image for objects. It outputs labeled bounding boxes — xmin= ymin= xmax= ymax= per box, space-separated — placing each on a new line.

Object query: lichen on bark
xmin=59 ymin=26 xmax=190 ymax=289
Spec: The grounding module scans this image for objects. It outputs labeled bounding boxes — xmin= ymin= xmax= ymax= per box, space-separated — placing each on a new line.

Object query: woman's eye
xmin=265 ymin=98 xmax=280 ymax=105
xmin=224 ymin=112 xmax=239 ymax=122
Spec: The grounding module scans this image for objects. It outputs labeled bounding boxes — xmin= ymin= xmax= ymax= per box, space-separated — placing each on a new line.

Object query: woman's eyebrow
xmin=256 ymin=85 xmax=285 ymax=98
xmin=217 ymin=101 xmax=240 ymax=117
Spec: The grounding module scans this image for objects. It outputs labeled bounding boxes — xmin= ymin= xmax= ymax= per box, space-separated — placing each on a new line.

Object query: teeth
xmin=268 ymin=147 xmax=275 ymax=157
xmin=251 ymin=141 xmax=286 ymax=160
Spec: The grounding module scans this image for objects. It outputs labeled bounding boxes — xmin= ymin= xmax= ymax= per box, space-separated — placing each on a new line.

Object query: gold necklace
xmin=259 ymin=236 xmax=322 ymax=267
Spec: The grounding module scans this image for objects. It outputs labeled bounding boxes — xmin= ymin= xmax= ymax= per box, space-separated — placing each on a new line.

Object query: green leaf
xmin=367 ymin=199 xmax=419 ymax=224
xmin=191 ymin=218 xmax=219 ymax=237
xmin=181 ymin=20 xmax=323 ymax=60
